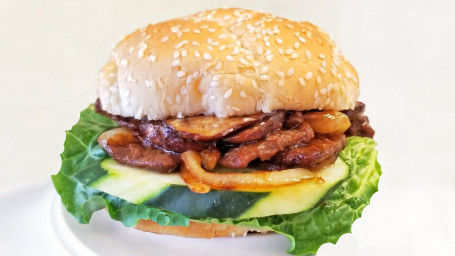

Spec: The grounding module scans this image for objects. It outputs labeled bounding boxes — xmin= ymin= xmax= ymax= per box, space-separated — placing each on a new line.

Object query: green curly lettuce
xmin=52 ymin=105 xmax=381 ymax=255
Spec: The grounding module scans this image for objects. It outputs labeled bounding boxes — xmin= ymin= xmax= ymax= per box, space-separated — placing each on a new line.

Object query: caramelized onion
xmin=180 ymin=163 xmax=211 ymax=193
xmin=98 ymin=127 xmax=138 ymax=147
xmin=181 ymin=151 xmax=314 ymax=192
xmin=303 ymin=111 xmax=351 ymax=134
xmin=165 ymin=114 xmax=260 ymax=140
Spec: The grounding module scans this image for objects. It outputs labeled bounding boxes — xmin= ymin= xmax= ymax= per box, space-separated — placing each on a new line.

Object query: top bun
xmin=97 ymin=8 xmax=359 ymax=120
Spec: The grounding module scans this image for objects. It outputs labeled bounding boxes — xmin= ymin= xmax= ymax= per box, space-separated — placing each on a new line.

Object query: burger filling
xmin=95 ymin=100 xmax=374 ymax=193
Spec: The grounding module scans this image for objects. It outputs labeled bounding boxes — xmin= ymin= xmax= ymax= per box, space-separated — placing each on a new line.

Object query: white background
xmin=0 ymin=0 xmax=454 ymax=255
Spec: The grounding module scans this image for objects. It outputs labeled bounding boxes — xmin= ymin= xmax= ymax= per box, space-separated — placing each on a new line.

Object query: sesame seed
xmin=298 ymin=37 xmax=306 ymax=44
xmin=261 ymin=66 xmax=268 ymax=74
xmin=127 ymin=74 xmax=137 ymax=83
xmin=224 ymin=89 xmax=233 ymax=99
xmin=120 ymin=59 xmax=129 ymax=67
xmin=192 ymin=41 xmax=200 ymax=46
xmin=265 ymin=49 xmax=272 ymax=55
xmin=239 ymin=57 xmax=249 ymax=65
xmin=306 ymin=31 xmax=312 ymax=39
xmin=318 ymin=54 xmax=325 ymax=59
xmin=306 ymin=50 xmax=312 ymax=60
xmin=194 ymin=50 xmax=200 ymax=58
xmin=276 ymin=71 xmax=284 ymax=78
xmin=177 ymin=112 xmax=183 ymax=118
xmin=298 ymin=77 xmax=306 ymax=86
xmin=148 ymin=55 xmax=157 ymax=62
xmin=256 ymin=46 xmax=263 ymax=54
xmin=170 ymin=26 xmax=180 ymax=33
xmin=252 ymin=61 xmax=260 ymax=67
xmin=226 ymin=55 xmax=235 ymax=62
xmin=137 ymin=50 xmax=145 ymax=58
xmin=177 ymin=71 xmax=186 ymax=78
xmin=252 ymin=79 xmax=258 ymax=88
xmin=216 ymin=61 xmax=222 ymax=70
xmin=186 ymin=76 xmax=193 ymax=85
xmin=203 ymin=53 xmax=212 ymax=61
xmin=181 ymin=50 xmax=187 ymax=57
xmin=219 ymin=34 xmax=227 ymax=39
xmin=207 ymin=45 xmax=214 ymax=51
xmin=210 ymin=80 xmax=219 ymax=87
xmin=278 ymin=48 xmax=284 ymax=55
xmin=166 ymin=96 xmax=173 ymax=104
xmin=176 ymin=94 xmax=182 ymax=104
xmin=305 ymin=72 xmax=313 ymax=80
xmin=265 ymin=41 xmax=271 ymax=47
xmin=240 ymin=91 xmax=247 ymax=98
xmin=322 ymin=60 xmax=327 ymax=68
xmin=266 ymin=55 xmax=274 ymax=62
xmin=278 ymin=79 xmax=284 ymax=87
xmin=259 ymin=75 xmax=270 ymax=81
xmin=145 ymin=80 xmax=156 ymax=88
xmin=173 ymin=51 xmax=180 ymax=59
xmin=317 ymin=76 xmax=322 ymax=84
xmin=294 ymin=42 xmax=300 ymax=49
xmin=171 ymin=59 xmax=180 ymax=67
xmin=160 ymin=36 xmax=169 ymax=42
xmin=319 ymin=67 xmax=326 ymax=74
xmin=287 ymin=68 xmax=294 ymax=77
xmin=276 ymin=38 xmax=283 ymax=45
xmin=286 ymin=24 xmax=294 ymax=29
xmin=320 ymin=88 xmax=327 ymax=95
xmin=291 ymin=53 xmax=298 ymax=59
xmin=193 ymin=71 xmax=200 ymax=77
xmin=218 ymin=45 xmax=226 ymax=51
xmin=174 ymin=40 xmax=189 ymax=49
xmin=128 ymin=46 xmax=134 ymax=53
xmin=181 ymin=86 xmax=188 ymax=95
xmin=232 ymin=47 xmax=240 ymax=55
xmin=193 ymin=29 xmax=201 ymax=34
xmin=285 ymin=49 xmax=293 ymax=55
xmin=208 ymin=28 xmax=216 ymax=32
xmin=234 ymin=74 xmax=242 ymax=84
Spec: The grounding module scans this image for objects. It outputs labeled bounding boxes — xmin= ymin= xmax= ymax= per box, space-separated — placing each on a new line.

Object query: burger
xmin=52 ymin=8 xmax=381 ymax=255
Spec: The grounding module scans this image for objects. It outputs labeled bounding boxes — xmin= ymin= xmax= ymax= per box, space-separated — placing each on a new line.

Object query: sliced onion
xmin=303 ymin=111 xmax=351 ymax=134
xmin=180 ymin=163 xmax=211 ymax=193
xmin=181 ymin=151 xmax=315 ymax=192
xmin=98 ymin=127 xmax=138 ymax=147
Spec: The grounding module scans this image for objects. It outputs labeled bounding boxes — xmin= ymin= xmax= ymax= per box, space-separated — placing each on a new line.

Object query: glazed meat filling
xmin=95 ymin=100 xmax=374 ymax=174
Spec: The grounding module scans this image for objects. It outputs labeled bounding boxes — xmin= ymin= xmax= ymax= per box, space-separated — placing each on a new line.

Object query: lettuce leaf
xmin=52 ymin=106 xmax=381 ymax=255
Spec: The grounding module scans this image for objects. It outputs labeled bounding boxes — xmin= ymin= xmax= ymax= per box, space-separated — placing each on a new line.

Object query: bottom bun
xmin=136 ymin=219 xmax=269 ymax=238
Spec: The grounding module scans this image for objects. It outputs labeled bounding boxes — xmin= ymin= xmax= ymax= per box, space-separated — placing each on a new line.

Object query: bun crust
xmin=98 ymin=8 xmax=359 ymax=120
xmin=136 ymin=219 xmax=268 ymax=238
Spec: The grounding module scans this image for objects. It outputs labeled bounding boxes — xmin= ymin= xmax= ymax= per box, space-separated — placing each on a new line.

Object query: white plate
xmin=1 ymin=181 xmax=297 ymax=255
xmin=51 ymin=194 xmax=291 ymax=256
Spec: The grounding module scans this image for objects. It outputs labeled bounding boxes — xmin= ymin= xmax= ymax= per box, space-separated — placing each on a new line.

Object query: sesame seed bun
xmin=97 ymin=8 xmax=359 ymax=120
xmin=135 ymin=219 xmax=268 ymax=238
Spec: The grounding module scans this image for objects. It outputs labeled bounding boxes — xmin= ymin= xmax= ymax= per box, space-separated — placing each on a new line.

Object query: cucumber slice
xmin=90 ymin=158 xmax=349 ymax=219
xmin=239 ymin=158 xmax=349 ymax=218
